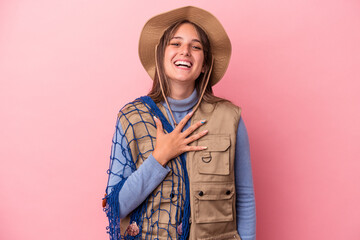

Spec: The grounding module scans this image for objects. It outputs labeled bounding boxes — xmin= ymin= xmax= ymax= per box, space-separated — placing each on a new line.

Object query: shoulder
xmin=117 ymin=97 xmax=150 ymax=120
xmin=114 ymin=98 xmax=154 ymax=132
xmin=115 ymin=97 xmax=156 ymax=139
xmin=214 ymin=100 xmax=242 ymax=117
xmin=198 ymin=100 xmax=242 ymax=127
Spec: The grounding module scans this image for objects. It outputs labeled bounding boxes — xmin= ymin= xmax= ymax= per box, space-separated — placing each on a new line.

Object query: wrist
xmin=152 ymin=150 xmax=168 ymax=167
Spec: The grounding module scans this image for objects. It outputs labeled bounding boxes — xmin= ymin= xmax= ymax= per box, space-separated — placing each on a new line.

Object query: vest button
xmin=226 ymin=190 xmax=231 ymax=195
xmin=198 ymin=191 xmax=204 ymax=196
xmin=170 ymin=192 xmax=175 ymax=198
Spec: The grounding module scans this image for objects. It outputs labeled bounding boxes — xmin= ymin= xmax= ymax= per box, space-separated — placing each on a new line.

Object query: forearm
xmin=117 ymin=154 xmax=169 ymax=218
xmin=236 ymin=186 xmax=256 ymax=240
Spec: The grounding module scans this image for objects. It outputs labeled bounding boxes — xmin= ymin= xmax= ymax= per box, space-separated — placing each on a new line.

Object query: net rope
xmin=104 ymin=96 xmax=190 ymax=240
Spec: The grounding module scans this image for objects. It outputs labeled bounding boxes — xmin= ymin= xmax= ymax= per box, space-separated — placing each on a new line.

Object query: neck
xmin=163 ymin=89 xmax=198 ymax=112
xmin=168 ymin=81 xmax=195 ymax=100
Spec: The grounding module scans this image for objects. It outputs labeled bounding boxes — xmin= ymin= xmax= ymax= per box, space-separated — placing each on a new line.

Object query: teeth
xmin=175 ymin=61 xmax=192 ymax=68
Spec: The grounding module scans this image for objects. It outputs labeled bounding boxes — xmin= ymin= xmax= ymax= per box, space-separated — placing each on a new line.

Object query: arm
xmin=235 ymin=117 xmax=256 ymax=240
xmin=106 ymin=117 xmax=170 ymax=219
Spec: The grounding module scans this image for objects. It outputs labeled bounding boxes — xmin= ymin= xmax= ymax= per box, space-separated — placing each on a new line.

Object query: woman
xmin=103 ymin=6 xmax=256 ymax=240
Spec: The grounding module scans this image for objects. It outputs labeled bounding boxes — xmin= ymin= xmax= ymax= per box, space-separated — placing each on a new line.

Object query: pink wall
xmin=1 ymin=0 xmax=359 ymax=239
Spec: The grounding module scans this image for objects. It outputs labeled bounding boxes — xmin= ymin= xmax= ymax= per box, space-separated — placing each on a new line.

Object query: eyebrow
xmin=171 ymin=36 xmax=202 ymax=44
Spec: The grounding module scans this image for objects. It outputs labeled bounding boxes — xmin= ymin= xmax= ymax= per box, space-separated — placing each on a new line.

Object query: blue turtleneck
xmin=107 ymin=90 xmax=256 ymax=240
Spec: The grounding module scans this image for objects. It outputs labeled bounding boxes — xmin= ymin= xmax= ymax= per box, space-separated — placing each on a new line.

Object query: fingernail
xmin=203 ymin=130 xmax=208 ymax=134
xmin=200 ymin=119 xmax=206 ymax=124
xmin=202 ymin=146 xmax=208 ymax=150
xmin=188 ymin=111 xmax=194 ymax=117
xmin=153 ymin=116 xmax=158 ymax=121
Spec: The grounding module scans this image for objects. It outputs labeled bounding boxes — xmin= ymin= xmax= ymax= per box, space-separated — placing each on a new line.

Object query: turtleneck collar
xmin=161 ymin=89 xmax=198 ymax=112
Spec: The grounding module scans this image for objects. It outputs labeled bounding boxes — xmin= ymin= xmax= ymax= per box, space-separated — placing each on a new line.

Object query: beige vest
xmin=118 ymin=100 xmax=242 ymax=240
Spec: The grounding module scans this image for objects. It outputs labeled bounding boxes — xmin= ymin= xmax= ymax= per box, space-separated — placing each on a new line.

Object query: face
xmin=163 ymin=23 xmax=205 ymax=86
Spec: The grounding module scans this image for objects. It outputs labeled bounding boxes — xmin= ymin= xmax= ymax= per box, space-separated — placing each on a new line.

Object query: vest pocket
xmin=198 ymin=230 xmax=242 ymax=240
xmin=197 ymin=134 xmax=231 ymax=175
xmin=193 ymin=183 xmax=235 ymax=224
xmin=145 ymin=185 xmax=180 ymax=225
xmin=141 ymin=185 xmax=180 ymax=239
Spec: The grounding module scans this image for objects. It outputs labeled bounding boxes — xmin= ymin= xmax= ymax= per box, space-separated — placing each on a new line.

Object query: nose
xmin=180 ymin=44 xmax=191 ymax=56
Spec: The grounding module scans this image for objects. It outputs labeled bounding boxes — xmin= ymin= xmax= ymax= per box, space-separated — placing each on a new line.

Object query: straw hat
xmin=138 ymin=6 xmax=231 ymax=86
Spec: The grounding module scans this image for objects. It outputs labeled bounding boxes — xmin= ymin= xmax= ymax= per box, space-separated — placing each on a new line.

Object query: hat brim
xmin=138 ymin=6 xmax=231 ymax=86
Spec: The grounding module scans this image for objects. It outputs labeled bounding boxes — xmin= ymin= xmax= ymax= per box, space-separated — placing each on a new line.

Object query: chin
xmin=172 ymin=78 xmax=197 ymax=84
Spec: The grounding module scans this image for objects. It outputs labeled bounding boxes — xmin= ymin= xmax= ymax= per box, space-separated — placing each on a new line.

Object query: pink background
xmin=1 ymin=0 xmax=359 ymax=239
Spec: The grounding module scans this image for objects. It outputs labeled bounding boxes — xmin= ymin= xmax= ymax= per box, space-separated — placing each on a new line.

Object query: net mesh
xmin=104 ymin=96 xmax=190 ymax=240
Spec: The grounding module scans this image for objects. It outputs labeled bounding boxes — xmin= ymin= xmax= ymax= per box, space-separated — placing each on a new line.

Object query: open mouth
xmin=174 ymin=60 xmax=192 ymax=68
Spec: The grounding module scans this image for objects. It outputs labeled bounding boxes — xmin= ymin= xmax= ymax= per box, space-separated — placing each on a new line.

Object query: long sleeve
xmin=235 ymin=117 xmax=256 ymax=240
xmin=106 ymin=118 xmax=170 ymax=219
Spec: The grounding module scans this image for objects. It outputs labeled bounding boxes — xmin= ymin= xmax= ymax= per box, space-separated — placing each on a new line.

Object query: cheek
xmin=163 ymin=49 xmax=172 ymax=66
xmin=197 ymin=55 xmax=205 ymax=69
xmin=164 ymin=47 xmax=175 ymax=59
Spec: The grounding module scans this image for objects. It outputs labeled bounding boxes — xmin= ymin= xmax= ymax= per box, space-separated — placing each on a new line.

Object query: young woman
xmin=103 ymin=6 xmax=256 ymax=240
